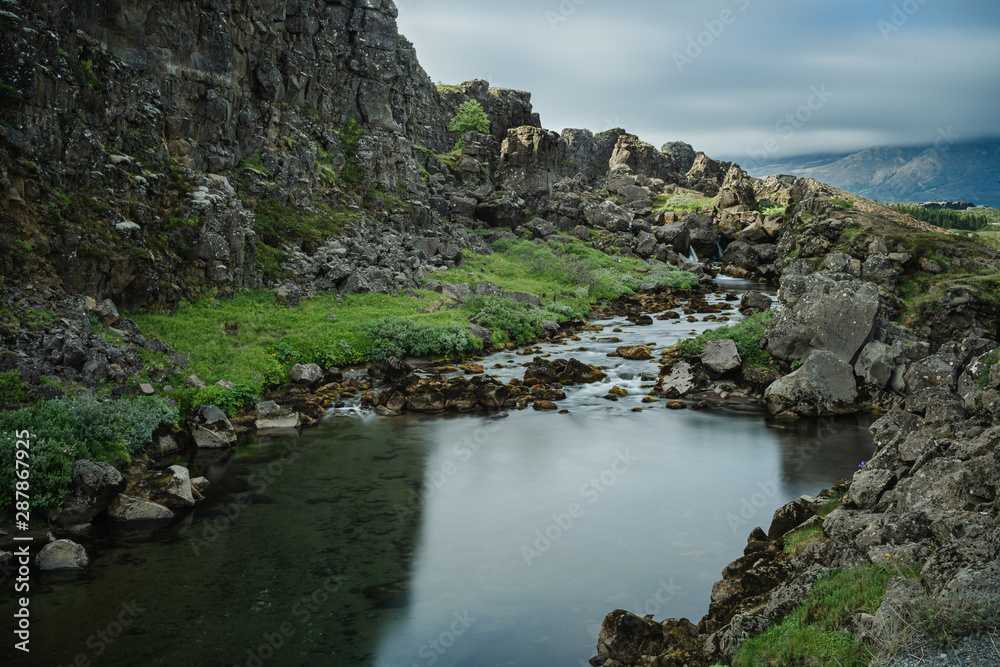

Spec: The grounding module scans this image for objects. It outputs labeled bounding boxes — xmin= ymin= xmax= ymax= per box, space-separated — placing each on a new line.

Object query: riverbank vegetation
xmin=673 ymin=310 xmax=777 ymax=370
xmin=733 ymin=563 xmax=921 ymax=667
xmin=128 ymin=237 xmax=698 ymax=414
xmin=0 ymin=396 xmax=178 ymax=515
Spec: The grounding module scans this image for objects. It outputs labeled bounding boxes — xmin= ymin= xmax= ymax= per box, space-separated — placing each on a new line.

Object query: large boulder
xmin=559 ymin=127 xmax=626 ymax=184
xmin=189 ymin=404 xmax=237 ymax=449
xmin=764 ymin=351 xmax=860 ymax=416
xmin=738 ymin=291 xmax=772 ymax=315
xmin=685 ymin=153 xmax=732 ymax=196
xmin=36 ymin=540 xmax=89 ymax=571
xmin=289 ymin=363 xmax=323 ymax=386
xmin=716 ymin=164 xmax=759 ymax=210
xmin=47 ymin=460 xmax=125 ymax=526
xmin=124 ymin=465 xmax=196 ymax=509
xmin=855 ymin=341 xmax=896 ymax=390
xmin=582 ymin=199 xmax=633 ymax=233
xmin=701 ymin=340 xmax=741 ymax=377
xmin=255 ymin=401 xmax=302 ymax=434
xmin=762 ymin=274 xmax=880 ymax=364
xmin=108 ymin=494 xmax=175 ymax=522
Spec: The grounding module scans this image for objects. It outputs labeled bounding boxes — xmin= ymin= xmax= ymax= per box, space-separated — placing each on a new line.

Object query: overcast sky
xmin=395 ymin=0 xmax=1000 ymax=163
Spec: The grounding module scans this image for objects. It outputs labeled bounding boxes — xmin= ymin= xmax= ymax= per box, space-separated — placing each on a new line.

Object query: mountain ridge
xmin=737 ymin=137 xmax=1000 ymax=207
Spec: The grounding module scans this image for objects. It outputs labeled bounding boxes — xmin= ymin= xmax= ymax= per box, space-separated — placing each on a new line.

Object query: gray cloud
xmin=395 ymin=0 xmax=1000 ymax=161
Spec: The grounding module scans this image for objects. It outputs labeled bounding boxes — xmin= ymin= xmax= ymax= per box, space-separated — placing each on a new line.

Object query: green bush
xmin=545 ymin=301 xmax=583 ymax=320
xmin=464 ymin=295 xmax=543 ymax=345
xmin=675 ymin=310 xmax=776 ymax=369
xmin=363 ymin=317 xmax=478 ymax=360
xmin=0 ymin=369 xmax=35 ymax=405
xmin=645 ymin=263 xmax=699 ymax=289
xmin=448 ymin=100 xmax=490 ymax=135
xmin=492 ymin=237 xmax=515 ymax=254
xmin=0 ymin=396 xmax=179 ymax=516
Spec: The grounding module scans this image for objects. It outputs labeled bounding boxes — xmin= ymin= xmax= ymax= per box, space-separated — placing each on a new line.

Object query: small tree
xmin=448 ymin=100 xmax=490 ymax=135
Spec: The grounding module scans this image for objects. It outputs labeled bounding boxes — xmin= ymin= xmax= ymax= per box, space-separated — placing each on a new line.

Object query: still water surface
xmin=1 ymin=279 xmax=874 ymax=666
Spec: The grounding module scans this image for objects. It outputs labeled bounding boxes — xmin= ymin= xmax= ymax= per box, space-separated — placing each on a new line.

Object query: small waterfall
xmin=688 ymin=246 xmax=699 ymax=263
xmin=715 ymin=240 xmax=724 ymax=261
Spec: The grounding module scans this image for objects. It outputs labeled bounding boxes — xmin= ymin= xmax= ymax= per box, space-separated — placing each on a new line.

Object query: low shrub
xmin=645 ymin=263 xmax=699 ymax=289
xmin=464 ymin=295 xmax=543 ymax=345
xmin=675 ymin=310 xmax=776 ymax=369
xmin=0 ymin=396 xmax=179 ymax=516
xmin=364 ymin=317 xmax=478 ymax=360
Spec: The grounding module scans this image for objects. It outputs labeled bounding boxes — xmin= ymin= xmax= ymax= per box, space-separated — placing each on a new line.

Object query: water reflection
xmin=0 ymin=279 xmax=877 ymax=666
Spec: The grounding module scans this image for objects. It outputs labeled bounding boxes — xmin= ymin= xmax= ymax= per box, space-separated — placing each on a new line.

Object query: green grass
xmin=132 ymin=237 xmax=678 ymax=412
xmin=437 ymin=238 xmax=648 ymax=307
xmin=0 ymin=369 xmax=35 ymax=405
xmin=132 ymin=289 xmax=467 ymax=406
xmin=436 ymin=146 xmax=464 ymax=179
xmin=783 ymin=524 xmax=823 ymax=556
xmin=674 ymin=310 xmax=777 ymax=370
xmin=733 ymin=564 xmax=920 ymax=667
xmin=653 ymin=193 xmax=715 ymax=213
xmin=973 ymin=230 xmax=1000 ymax=250
xmin=830 ymin=197 xmax=855 ymax=209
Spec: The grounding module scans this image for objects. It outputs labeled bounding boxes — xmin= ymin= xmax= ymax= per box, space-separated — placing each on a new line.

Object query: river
xmin=1 ymin=278 xmax=875 ymax=666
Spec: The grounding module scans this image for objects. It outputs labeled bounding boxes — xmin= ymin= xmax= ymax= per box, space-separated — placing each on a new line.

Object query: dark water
xmin=1 ymin=280 xmax=875 ymax=666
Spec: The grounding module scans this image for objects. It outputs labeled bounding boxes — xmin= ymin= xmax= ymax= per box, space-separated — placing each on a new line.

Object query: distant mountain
xmin=738 ymin=137 xmax=1000 ymax=207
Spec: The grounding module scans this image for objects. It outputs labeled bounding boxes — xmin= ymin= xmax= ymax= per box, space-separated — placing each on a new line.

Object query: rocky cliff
xmin=0 ymin=0 xmax=537 ymax=311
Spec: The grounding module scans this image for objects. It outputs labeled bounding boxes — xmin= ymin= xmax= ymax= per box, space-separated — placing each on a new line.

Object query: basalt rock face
xmin=0 ymin=0 xmax=539 ymax=311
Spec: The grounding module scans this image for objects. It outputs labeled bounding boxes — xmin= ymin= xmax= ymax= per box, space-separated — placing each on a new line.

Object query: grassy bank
xmin=732 ymin=563 xmax=921 ymax=667
xmin=129 ymin=237 xmax=697 ymax=413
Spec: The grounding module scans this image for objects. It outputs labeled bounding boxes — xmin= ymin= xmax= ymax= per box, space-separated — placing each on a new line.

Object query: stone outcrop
xmin=124 ymin=465 xmax=196 ymax=509
xmin=495 ymin=126 xmax=563 ymax=207
xmin=762 ymin=272 xmax=880 ymax=365
xmin=109 ymin=494 xmax=175 ymax=522
xmin=47 ymin=459 xmax=126 ymax=527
